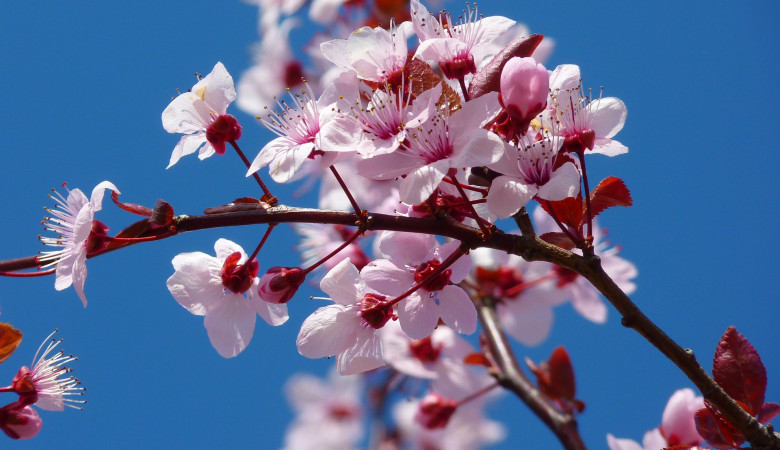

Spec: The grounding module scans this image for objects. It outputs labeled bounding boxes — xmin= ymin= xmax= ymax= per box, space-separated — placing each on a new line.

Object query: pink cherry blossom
xmin=38 ymin=181 xmax=119 ymax=307
xmin=607 ymin=388 xmax=704 ymax=450
xmin=296 ymin=259 xmax=390 ymax=375
xmin=162 ymin=62 xmax=241 ymax=168
xmin=283 ymin=370 xmax=363 ymax=450
xmin=246 ymin=78 xmax=362 ymax=183
xmin=533 ymin=206 xmax=637 ymax=324
xmin=487 ymin=133 xmax=580 ymax=219
xmin=0 ymin=405 xmax=42 ymax=440
xmin=380 ymin=321 xmax=473 ymax=379
xmin=166 ymin=239 xmax=288 ymax=358
xmin=411 ymin=0 xmax=515 ymax=79
xmin=362 ymin=233 xmax=475 ymax=339
xmin=358 ymin=92 xmax=504 ymax=205
xmin=11 ymin=331 xmax=85 ymax=412
xmin=320 ymin=22 xmax=412 ymax=83
xmin=547 ymin=64 xmax=628 ymax=157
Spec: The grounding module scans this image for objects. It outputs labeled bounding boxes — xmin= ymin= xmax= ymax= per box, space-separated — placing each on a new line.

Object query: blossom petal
xmin=161 ymin=92 xmax=211 ymax=134
xmin=589 ymin=137 xmax=628 ymax=157
xmin=586 ymin=97 xmax=626 ymax=140
xmin=487 ymin=176 xmax=534 ymax=219
xmin=399 ymin=159 xmax=449 ymax=205
xmin=537 ymin=162 xmax=581 ymax=201
xmin=203 ymin=294 xmax=256 ymax=358
xmin=497 ymin=299 xmax=553 ymax=346
xmin=377 ymin=231 xmax=435 ymax=264
xmin=252 ymin=300 xmax=289 ymax=326
xmin=194 ymin=62 xmax=237 ymax=115
xmin=438 ymin=285 xmax=477 ymax=335
xmin=570 ymin=282 xmax=607 ymax=323
xmin=89 ymin=181 xmax=119 ymax=212
xmin=168 ymin=134 xmax=206 ymax=168
xmin=214 ymin=238 xmax=246 ymax=261
xmin=167 ymin=252 xmax=225 ymax=315
xmin=320 ymin=259 xmax=361 ymax=305
xmin=362 ymin=259 xmax=412 ymax=296
xmin=297 ymin=305 xmax=356 ymax=358
xmin=336 ymin=327 xmax=385 ymax=375
xmin=398 ymin=293 xmax=439 ymax=340
xmin=71 ymin=250 xmax=89 ymax=307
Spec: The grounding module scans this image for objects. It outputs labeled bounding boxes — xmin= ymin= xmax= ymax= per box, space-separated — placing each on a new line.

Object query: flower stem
xmin=229 ymin=140 xmax=277 ymax=205
xmin=576 ymin=151 xmax=594 ymax=255
xmin=388 ymin=243 xmax=467 ymax=307
xmin=329 ymin=165 xmax=362 ymax=215
xmin=448 ymin=171 xmax=493 ymax=239
xmin=301 ymin=227 xmax=363 ymax=275
xmin=247 ymin=224 xmax=276 ymax=262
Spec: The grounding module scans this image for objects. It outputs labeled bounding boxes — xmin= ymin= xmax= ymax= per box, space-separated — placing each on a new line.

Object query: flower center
xmin=220 ymin=252 xmax=258 ymax=294
xmin=553 ymin=265 xmax=579 ymax=288
xmin=360 ymin=293 xmax=393 ymax=329
xmin=408 ymin=336 xmax=442 ymax=363
xmin=475 ymin=266 xmax=525 ymax=299
xmin=85 ymin=220 xmax=111 ymax=256
xmin=206 ymin=114 xmax=243 ymax=155
xmin=414 ymin=260 xmax=452 ymax=292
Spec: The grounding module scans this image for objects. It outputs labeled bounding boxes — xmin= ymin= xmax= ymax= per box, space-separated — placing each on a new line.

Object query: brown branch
xmin=476 ymin=295 xmax=586 ymax=450
xmin=2 ymin=204 xmax=778 ymax=448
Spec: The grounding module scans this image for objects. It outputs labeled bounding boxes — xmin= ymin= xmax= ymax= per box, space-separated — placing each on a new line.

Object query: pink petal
xmin=606 ymin=434 xmax=643 ymax=450
xmin=438 ymin=285 xmax=477 ymax=335
xmin=570 ymin=282 xmax=608 ymax=323
xmin=589 ymin=137 xmax=628 ymax=157
xmin=537 ymin=162 xmax=581 ymax=201
xmin=362 ymin=259 xmax=412 ymax=296
xmin=320 ymin=259 xmax=361 ymax=305
xmin=438 ymin=241 xmax=471 ymax=283
xmin=167 ymin=252 xmax=224 ymax=315
xmin=586 ymin=97 xmax=626 ymax=139
xmin=399 ymin=160 xmax=449 ymax=205
xmin=203 ymin=294 xmax=256 ymax=358
xmin=214 ymin=238 xmax=246 ymax=261
xmin=252 ymin=299 xmax=289 ymax=326
xmin=377 ymin=231 xmax=435 ymax=264
xmin=398 ymin=293 xmax=440 ymax=340
xmin=195 ymin=62 xmax=237 ymax=115
xmin=161 ymin=92 xmax=211 ymax=133
xmin=72 ymin=250 xmax=88 ymax=307
xmin=337 ymin=327 xmax=385 ymax=375
xmin=497 ymin=299 xmax=553 ymax=346
xmin=168 ymin=134 xmax=206 ymax=168
xmin=487 ymin=176 xmax=534 ymax=219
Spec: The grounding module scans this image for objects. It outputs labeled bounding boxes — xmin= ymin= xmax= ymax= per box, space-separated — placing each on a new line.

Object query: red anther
xmin=206 ymin=114 xmax=242 ymax=155
xmin=220 ymin=252 xmax=259 ymax=294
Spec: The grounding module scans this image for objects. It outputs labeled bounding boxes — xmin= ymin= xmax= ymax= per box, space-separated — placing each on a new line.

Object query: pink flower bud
xmin=660 ymin=388 xmax=705 ymax=446
xmin=499 ymin=57 xmax=549 ymax=135
xmin=257 ymin=266 xmax=305 ymax=304
xmin=0 ymin=405 xmax=42 ymax=440
xmin=415 ymin=393 xmax=458 ymax=429
xmin=206 ymin=114 xmax=242 ymax=155
xmin=220 ymin=252 xmax=259 ymax=294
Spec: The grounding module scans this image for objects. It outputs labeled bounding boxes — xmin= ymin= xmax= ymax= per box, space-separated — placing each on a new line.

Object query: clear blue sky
xmin=1 ymin=1 xmax=779 ymax=448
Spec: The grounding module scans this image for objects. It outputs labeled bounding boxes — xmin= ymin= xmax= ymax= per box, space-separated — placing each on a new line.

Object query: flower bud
xmin=257 ymin=266 xmax=305 ymax=304
xmin=206 ymin=114 xmax=242 ymax=155
xmin=499 ymin=57 xmax=549 ymax=135
xmin=11 ymin=367 xmax=37 ymax=408
xmin=0 ymin=405 xmax=42 ymax=440
xmin=360 ymin=293 xmax=393 ymax=329
xmin=415 ymin=393 xmax=457 ymax=429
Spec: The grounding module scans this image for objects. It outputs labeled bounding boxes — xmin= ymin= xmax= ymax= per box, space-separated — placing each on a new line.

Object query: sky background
xmin=1 ymin=0 xmax=779 ymax=448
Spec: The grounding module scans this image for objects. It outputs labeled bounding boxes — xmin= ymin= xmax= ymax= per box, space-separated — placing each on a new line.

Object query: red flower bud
xmin=220 ymin=252 xmax=259 ymax=294
xmin=257 ymin=266 xmax=305 ymax=304
xmin=499 ymin=57 xmax=548 ymax=136
xmin=0 ymin=404 xmax=42 ymax=440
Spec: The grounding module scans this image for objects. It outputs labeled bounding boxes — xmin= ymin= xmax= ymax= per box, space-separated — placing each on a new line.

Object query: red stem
xmin=329 ymin=165 xmax=362 ymax=215
xmin=229 ymin=140 xmax=276 ymax=204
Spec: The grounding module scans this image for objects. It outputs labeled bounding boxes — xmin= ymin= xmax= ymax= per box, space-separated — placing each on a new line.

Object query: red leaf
xmin=406 ymin=58 xmax=461 ymax=111
xmin=539 ymin=232 xmax=576 ymax=250
xmin=463 ymin=353 xmax=491 ymax=367
xmin=713 ymin=326 xmax=767 ymax=415
xmin=758 ymin=402 xmax=780 ymax=424
xmin=0 ymin=323 xmax=22 ymax=364
xmin=694 ymin=406 xmax=742 ymax=449
xmin=540 ymin=196 xmax=583 ymax=231
xmin=588 ymin=176 xmax=632 ymax=220
xmin=526 ymin=346 xmax=581 ymax=414
xmin=468 ymin=34 xmax=545 ymax=100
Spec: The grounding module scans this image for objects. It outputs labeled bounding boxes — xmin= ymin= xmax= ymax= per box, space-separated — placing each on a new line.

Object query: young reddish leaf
xmin=463 ymin=353 xmax=491 ymax=367
xmin=526 ymin=346 xmax=582 ymax=414
xmin=150 ymin=200 xmax=174 ymax=227
xmin=587 ymin=176 xmax=632 ymax=220
xmin=0 ymin=323 xmax=22 ymax=364
xmin=540 ymin=196 xmax=583 ymax=231
xmin=406 ymin=58 xmax=461 ymax=111
xmin=468 ymin=34 xmax=545 ymax=100
xmin=111 ymin=190 xmax=153 ymax=217
xmin=757 ymin=402 xmax=780 ymax=424
xmin=694 ymin=402 xmax=745 ymax=449
xmin=712 ymin=326 xmax=767 ymax=415
xmin=539 ymin=232 xmax=576 ymax=250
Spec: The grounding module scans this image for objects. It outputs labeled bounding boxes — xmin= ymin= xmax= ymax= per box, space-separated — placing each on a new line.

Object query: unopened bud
xmin=415 ymin=393 xmax=457 ymax=429
xmin=257 ymin=266 xmax=305 ymax=304
xmin=499 ymin=57 xmax=549 ymax=135
xmin=0 ymin=405 xmax=42 ymax=440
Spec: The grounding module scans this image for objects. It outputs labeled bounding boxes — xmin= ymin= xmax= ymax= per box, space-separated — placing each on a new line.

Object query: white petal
xmin=586 ymin=97 xmax=627 ymax=139
xmin=548 ymin=64 xmax=581 ymax=92
xmin=487 ymin=176 xmax=534 ymax=219
xmin=161 ymin=92 xmax=211 ymax=133
xmin=377 ymin=231 xmax=435 ymax=263
xmin=320 ymin=38 xmax=351 ymax=71
xmin=497 ymin=300 xmax=553 ymax=346
xmin=589 ymin=137 xmax=628 ymax=157
xmin=168 ymin=134 xmax=206 ymax=168
xmin=320 ymin=259 xmax=361 ymax=305
xmin=362 ymin=259 xmax=413 ymax=296
xmin=318 ymin=115 xmax=362 ymax=153
xmin=72 ymin=250 xmax=88 ymax=307
xmin=194 ymin=62 xmax=237 ymax=115
xmin=252 ymin=299 xmax=289 ymax=326
xmin=297 ymin=305 xmax=357 ymax=358
xmin=167 ymin=252 xmax=224 ymax=315
xmin=89 ymin=181 xmax=119 ymax=211
xmin=570 ymin=282 xmax=608 ymax=323
xmin=537 ymin=162 xmax=581 ymax=201
xmin=203 ymin=294 xmax=256 ymax=358
xmin=337 ymin=327 xmax=385 ymax=375
xmin=399 ymin=160 xmax=449 ymax=205
xmin=606 ymin=434 xmax=643 ymax=450
xmin=438 ymin=285 xmax=477 ymax=335
xmin=214 ymin=238 xmax=246 ymax=261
